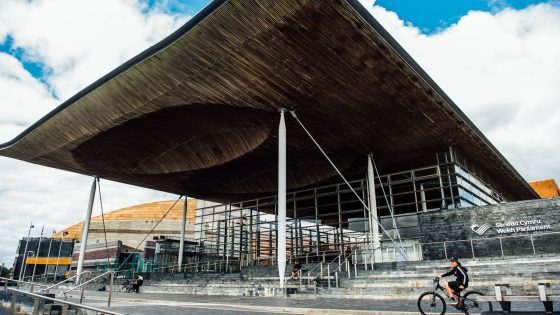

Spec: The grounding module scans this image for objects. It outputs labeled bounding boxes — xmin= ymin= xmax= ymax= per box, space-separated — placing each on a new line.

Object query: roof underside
xmin=0 ymin=0 xmax=537 ymax=202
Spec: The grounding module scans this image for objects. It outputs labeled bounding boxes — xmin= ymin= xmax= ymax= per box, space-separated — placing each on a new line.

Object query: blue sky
xmin=376 ymin=0 xmax=551 ymax=32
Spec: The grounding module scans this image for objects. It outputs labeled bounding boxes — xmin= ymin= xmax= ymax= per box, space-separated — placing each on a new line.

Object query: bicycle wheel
xmin=417 ymin=292 xmax=447 ymax=315
xmin=463 ymin=291 xmax=492 ymax=315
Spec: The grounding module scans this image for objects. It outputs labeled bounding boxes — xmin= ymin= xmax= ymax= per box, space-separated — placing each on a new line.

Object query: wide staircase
xmin=139 ymin=254 xmax=560 ymax=300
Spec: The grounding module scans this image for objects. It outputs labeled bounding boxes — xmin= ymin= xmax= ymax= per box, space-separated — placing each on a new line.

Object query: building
xmin=54 ymin=199 xmax=202 ymax=274
xmin=0 ymin=0 xmax=556 ymax=278
xmin=529 ymin=179 xmax=560 ymax=199
xmin=12 ymin=237 xmax=73 ymax=281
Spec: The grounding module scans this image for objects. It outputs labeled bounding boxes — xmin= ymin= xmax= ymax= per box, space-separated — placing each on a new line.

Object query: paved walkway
xmin=60 ymin=290 xmax=552 ymax=315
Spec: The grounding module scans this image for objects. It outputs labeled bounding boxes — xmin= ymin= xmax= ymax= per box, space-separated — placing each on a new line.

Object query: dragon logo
xmin=471 ymin=223 xmax=492 ymax=235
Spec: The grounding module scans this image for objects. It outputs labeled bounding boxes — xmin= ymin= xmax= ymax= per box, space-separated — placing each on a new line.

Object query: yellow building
xmin=53 ymin=199 xmax=199 ymax=249
xmin=529 ymin=179 xmax=560 ymax=199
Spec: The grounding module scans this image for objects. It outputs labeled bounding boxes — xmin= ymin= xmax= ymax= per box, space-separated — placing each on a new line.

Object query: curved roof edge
xmin=0 ymin=0 xmax=227 ymax=150
xmin=0 ymin=0 xmax=538 ymax=199
xmin=345 ymin=0 xmax=538 ymax=199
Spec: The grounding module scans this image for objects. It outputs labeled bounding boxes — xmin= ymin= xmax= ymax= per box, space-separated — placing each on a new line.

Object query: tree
xmin=0 ymin=265 xmax=11 ymax=277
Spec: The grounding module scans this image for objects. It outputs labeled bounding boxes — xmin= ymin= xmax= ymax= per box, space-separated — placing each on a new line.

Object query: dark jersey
xmin=442 ymin=265 xmax=469 ymax=287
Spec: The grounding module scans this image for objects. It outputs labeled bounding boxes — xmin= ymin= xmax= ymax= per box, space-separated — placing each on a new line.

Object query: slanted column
xmin=76 ymin=176 xmax=97 ymax=283
xmin=179 ymin=196 xmax=188 ymax=271
xmin=367 ymin=156 xmax=380 ymax=250
xmin=278 ymin=109 xmax=287 ymax=287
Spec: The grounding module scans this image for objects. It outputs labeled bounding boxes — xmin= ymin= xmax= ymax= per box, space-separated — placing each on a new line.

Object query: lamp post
xmin=18 ymin=223 xmax=34 ymax=281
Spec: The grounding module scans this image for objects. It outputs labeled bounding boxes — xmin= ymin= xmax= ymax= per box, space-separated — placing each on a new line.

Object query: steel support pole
xmin=178 ymin=196 xmax=188 ymax=272
xmin=76 ymin=177 xmax=97 ymax=284
xmin=278 ymin=109 xmax=287 ymax=287
xmin=367 ymin=156 xmax=380 ymax=250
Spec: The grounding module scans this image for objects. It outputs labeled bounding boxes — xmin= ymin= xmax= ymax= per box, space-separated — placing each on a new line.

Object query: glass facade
xmin=194 ymin=147 xmax=508 ymax=265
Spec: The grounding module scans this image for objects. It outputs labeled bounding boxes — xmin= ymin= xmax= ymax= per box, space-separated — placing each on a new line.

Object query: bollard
xmin=307 ymin=271 xmax=311 ymax=286
xmin=347 ymin=260 xmax=351 ymax=278
xmin=354 ymin=261 xmax=358 ymax=277
xmin=10 ymin=291 xmax=17 ymax=313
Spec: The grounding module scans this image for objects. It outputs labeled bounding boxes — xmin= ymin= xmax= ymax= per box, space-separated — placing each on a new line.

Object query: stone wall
xmin=418 ymin=197 xmax=560 ymax=260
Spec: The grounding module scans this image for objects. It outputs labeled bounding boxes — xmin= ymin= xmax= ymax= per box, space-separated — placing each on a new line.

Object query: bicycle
xmin=417 ymin=277 xmax=492 ymax=315
xmin=121 ymin=279 xmax=133 ymax=293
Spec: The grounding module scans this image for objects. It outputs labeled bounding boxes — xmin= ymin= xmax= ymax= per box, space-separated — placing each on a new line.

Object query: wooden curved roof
xmin=52 ymin=199 xmax=197 ymax=240
xmin=0 ymin=0 xmax=537 ymax=202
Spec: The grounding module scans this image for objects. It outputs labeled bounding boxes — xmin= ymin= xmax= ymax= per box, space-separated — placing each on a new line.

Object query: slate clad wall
xmin=418 ymin=197 xmax=560 ymax=260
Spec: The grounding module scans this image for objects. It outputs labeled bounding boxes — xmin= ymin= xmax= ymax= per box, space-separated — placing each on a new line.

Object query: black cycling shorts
xmin=448 ymin=281 xmax=465 ymax=293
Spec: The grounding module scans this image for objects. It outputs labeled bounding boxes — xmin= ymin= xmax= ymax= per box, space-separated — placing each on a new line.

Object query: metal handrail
xmin=151 ymin=258 xmax=240 ymax=273
xmin=308 ymin=251 xmax=341 ymax=278
xmin=0 ymin=276 xmax=48 ymax=287
xmin=60 ymin=270 xmax=113 ymax=296
xmin=8 ymin=287 xmax=122 ymax=315
xmin=40 ymin=270 xmax=91 ymax=293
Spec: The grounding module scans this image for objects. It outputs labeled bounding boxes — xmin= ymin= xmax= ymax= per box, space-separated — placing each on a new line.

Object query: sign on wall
xmin=471 ymin=219 xmax=553 ymax=236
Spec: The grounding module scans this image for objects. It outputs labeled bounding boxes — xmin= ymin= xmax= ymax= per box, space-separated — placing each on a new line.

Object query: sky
xmin=0 ymin=0 xmax=559 ymax=266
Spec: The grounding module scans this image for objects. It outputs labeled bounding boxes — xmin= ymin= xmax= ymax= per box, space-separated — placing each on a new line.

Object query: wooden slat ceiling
xmin=0 ymin=0 xmax=537 ymax=202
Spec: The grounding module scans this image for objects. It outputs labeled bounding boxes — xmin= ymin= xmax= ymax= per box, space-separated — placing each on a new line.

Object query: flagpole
xmin=44 ymin=229 xmax=55 ymax=281
xmin=18 ymin=222 xmax=34 ymax=281
xmin=53 ymin=231 xmax=67 ymax=281
xmin=31 ymin=225 xmax=44 ymax=282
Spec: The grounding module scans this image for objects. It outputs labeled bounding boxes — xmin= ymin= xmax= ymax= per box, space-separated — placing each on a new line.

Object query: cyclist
xmin=441 ymin=257 xmax=469 ymax=306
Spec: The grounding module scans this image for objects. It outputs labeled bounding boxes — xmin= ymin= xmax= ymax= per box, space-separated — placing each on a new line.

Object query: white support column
xmin=420 ymin=184 xmax=428 ymax=212
xmin=178 ymin=195 xmax=188 ymax=272
xmin=367 ymin=156 xmax=380 ymax=250
xmin=76 ymin=176 xmax=97 ymax=283
xmin=278 ymin=109 xmax=287 ymax=287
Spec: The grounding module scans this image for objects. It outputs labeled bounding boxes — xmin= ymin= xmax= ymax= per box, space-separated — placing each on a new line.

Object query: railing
xmin=40 ymin=271 xmax=92 ymax=294
xmin=304 ymin=251 xmax=351 ymax=289
xmin=150 ymin=258 xmax=241 ymax=274
xmin=0 ymin=276 xmax=48 ymax=292
xmin=60 ymin=270 xmax=114 ymax=306
xmin=421 ymin=231 xmax=560 ymax=260
xmin=8 ymin=287 xmax=122 ymax=315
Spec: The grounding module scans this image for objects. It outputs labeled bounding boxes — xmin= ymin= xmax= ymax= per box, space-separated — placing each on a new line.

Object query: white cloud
xmin=358 ymin=2 xmax=560 ymax=182
xmin=0 ymin=0 xmax=189 ymax=266
xmin=0 ymin=0 xmax=189 ymax=102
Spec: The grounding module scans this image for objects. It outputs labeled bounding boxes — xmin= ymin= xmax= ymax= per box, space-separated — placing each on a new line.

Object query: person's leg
xmin=444 ymin=282 xmax=456 ymax=300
